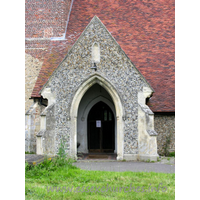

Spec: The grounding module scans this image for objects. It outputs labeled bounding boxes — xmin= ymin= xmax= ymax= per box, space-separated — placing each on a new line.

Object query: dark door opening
xmin=87 ymin=101 xmax=115 ymax=153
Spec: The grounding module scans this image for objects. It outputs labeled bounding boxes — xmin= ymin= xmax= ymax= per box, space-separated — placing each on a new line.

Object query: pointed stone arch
xmin=70 ymin=73 xmax=124 ymax=160
xmin=78 ymin=95 xmax=117 ymax=154
xmin=82 ymin=96 xmax=116 ymax=121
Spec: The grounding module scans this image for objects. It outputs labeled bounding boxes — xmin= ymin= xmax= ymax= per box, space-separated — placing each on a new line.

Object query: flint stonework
xmin=34 ymin=16 xmax=158 ymax=160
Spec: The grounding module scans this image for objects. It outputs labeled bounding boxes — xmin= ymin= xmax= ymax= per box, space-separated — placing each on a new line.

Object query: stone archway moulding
xmin=70 ymin=73 xmax=124 ymax=160
xmin=81 ymin=96 xmax=116 ymax=121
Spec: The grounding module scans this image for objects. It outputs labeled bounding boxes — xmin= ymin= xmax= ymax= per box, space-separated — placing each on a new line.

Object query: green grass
xmin=25 ymin=159 xmax=175 ymax=200
xmin=169 ymin=152 xmax=175 ymax=157
xmin=25 ymin=151 xmax=35 ymax=154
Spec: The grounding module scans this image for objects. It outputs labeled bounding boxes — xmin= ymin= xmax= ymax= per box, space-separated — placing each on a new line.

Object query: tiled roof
xmin=31 ymin=0 xmax=175 ymax=112
xmin=25 ymin=0 xmax=72 ymax=38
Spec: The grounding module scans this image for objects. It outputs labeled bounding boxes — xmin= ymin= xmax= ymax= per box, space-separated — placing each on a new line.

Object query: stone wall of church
xmin=25 ymin=53 xmax=43 ymax=113
xmin=41 ymin=17 xmax=151 ymax=155
xmin=42 ymin=104 xmax=57 ymax=155
xmin=154 ymin=114 xmax=175 ymax=155
xmin=25 ymin=101 xmax=46 ymax=153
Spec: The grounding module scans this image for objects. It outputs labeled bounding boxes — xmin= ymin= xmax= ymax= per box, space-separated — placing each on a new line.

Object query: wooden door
xmin=88 ymin=101 xmax=115 ymax=153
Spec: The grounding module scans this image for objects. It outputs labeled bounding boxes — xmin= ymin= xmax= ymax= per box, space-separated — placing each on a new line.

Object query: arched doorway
xmin=88 ymin=101 xmax=115 ymax=153
xmin=70 ymin=74 xmax=124 ymax=160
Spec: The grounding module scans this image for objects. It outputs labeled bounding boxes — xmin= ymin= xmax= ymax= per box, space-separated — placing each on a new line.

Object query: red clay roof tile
xmin=31 ymin=0 xmax=175 ymax=112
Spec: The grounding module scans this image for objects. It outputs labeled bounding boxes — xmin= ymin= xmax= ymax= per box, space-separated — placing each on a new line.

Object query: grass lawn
xmin=25 ymin=159 xmax=175 ymax=200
